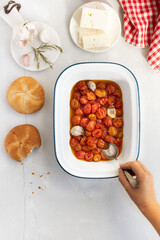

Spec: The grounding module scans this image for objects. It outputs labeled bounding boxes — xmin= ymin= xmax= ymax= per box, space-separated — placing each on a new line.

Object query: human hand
xmin=119 ymin=161 xmax=158 ymax=212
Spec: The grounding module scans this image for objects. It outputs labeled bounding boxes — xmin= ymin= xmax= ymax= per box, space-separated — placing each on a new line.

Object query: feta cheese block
xmin=82 ymin=34 xmax=110 ymax=49
xmin=80 ymin=7 xmax=108 ymax=31
xmin=79 ymin=28 xmax=103 ymax=44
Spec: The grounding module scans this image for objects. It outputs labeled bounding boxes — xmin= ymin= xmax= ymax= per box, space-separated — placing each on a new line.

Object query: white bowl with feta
xmin=69 ymin=1 xmax=121 ymax=52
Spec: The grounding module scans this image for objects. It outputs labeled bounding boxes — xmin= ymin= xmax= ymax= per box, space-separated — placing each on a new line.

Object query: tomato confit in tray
xmin=69 ymin=80 xmax=123 ymax=162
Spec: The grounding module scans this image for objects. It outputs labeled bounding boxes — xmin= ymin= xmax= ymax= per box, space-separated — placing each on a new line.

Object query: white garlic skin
xmin=70 ymin=126 xmax=84 ymax=136
xmin=87 ymin=81 xmax=96 ymax=92
xmin=39 ymin=29 xmax=51 ymax=43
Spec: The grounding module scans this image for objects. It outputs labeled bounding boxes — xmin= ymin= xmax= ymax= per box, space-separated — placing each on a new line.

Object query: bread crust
xmin=5 ymin=124 xmax=41 ymax=162
xmin=7 ymin=77 xmax=45 ymax=114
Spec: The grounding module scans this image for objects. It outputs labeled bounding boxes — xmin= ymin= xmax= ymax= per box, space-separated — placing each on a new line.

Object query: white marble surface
xmin=0 ymin=0 xmax=160 ymax=239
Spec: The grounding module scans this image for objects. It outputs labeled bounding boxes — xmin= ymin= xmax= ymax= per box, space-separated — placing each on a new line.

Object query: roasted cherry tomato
xmin=74 ymin=85 xmax=78 ymax=91
xmin=83 ymin=103 xmax=92 ymax=115
xmin=97 ymin=139 xmax=105 ymax=148
xmin=85 ymin=152 xmax=94 ymax=161
xmin=104 ymin=135 xmax=115 ymax=143
xmin=96 ymin=119 xmax=102 ymax=124
xmin=116 ymin=109 xmax=123 ymax=117
xmin=91 ymin=102 xmax=99 ymax=114
xmin=71 ymin=115 xmax=81 ymax=125
xmin=115 ymin=100 xmax=122 ymax=109
xmin=85 ymin=131 xmax=92 ymax=137
xmin=96 ymin=107 xmax=107 ymax=119
xmin=80 ymin=136 xmax=87 ymax=146
xmin=86 ymin=136 xmax=97 ymax=148
xmin=87 ymin=91 xmax=96 ymax=101
xmin=92 ymin=129 xmax=102 ymax=138
xmin=101 ymin=151 xmax=107 ymax=160
xmin=71 ymin=98 xmax=80 ymax=109
xmin=80 ymin=96 xmax=88 ymax=105
xmin=73 ymin=91 xmax=80 ymax=100
xmin=95 ymin=123 xmax=104 ymax=130
xmin=80 ymin=89 xmax=88 ymax=95
xmin=75 ymin=108 xmax=83 ymax=116
xmin=70 ymin=138 xmax=78 ymax=148
xmin=77 ymin=81 xmax=87 ymax=91
xmin=106 ymin=84 xmax=116 ymax=94
xmin=101 ymin=129 xmax=107 ymax=139
xmin=95 ymin=89 xmax=107 ymax=98
xmin=74 ymin=136 xmax=81 ymax=141
xmin=113 ymin=118 xmax=123 ymax=128
xmin=75 ymin=150 xmax=85 ymax=159
xmin=75 ymin=143 xmax=82 ymax=151
xmin=103 ymin=116 xmax=112 ymax=127
xmin=93 ymin=154 xmax=101 ymax=162
xmin=96 ymin=82 xmax=106 ymax=89
xmin=108 ymin=96 xmax=115 ymax=106
xmin=99 ymin=97 xmax=108 ymax=105
xmin=117 ymin=129 xmax=123 ymax=138
xmin=114 ymin=138 xmax=122 ymax=146
xmin=86 ymin=120 xmax=96 ymax=131
xmin=82 ymin=145 xmax=90 ymax=152
xmin=92 ymin=148 xmax=101 ymax=154
xmin=88 ymin=114 xmax=96 ymax=121
xmin=108 ymin=126 xmax=117 ymax=136
xmin=113 ymin=91 xmax=121 ymax=98
xmin=80 ymin=117 xmax=89 ymax=128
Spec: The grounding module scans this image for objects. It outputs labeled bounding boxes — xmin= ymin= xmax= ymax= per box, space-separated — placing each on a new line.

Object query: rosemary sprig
xmin=31 ymin=43 xmax=63 ymax=70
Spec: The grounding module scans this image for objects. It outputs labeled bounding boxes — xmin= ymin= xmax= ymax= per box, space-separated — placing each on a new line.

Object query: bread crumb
xmin=21 ymin=163 xmax=23 ymax=165
xmin=47 ymin=172 xmax=50 ymax=175
xmin=38 ymin=186 xmax=41 ymax=190
xmin=30 ymin=182 xmax=32 ymax=184
xmin=42 ymin=188 xmax=44 ymax=191
xmin=32 ymin=172 xmax=35 ymax=175
xmin=40 ymin=174 xmax=43 ymax=178
xmin=32 ymin=192 xmax=34 ymax=194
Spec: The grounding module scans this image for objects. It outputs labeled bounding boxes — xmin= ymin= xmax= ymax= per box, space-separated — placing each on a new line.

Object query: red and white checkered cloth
xmin=119 ymin=0 xmax=160 ymax=72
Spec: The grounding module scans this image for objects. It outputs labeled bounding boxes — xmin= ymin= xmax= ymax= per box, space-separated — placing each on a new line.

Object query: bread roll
xmin=7 ymin=77 xmax=45 ymax=114
xmin=5 ymin=124 xmax=41 ymax=162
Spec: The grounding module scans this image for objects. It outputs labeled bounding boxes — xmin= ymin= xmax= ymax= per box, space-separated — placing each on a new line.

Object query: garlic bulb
xmin=87 ymin=81 xmax=96 ymax=92
xmin=70 ymin=126 xmax=84 ymax=136
xmin=39 ymin=29 xmax=51 ymax=43
xmin=15 ymin=22 xmax=36 ymax=47
xmin=107 ymin=107 xmax=116 ymax=118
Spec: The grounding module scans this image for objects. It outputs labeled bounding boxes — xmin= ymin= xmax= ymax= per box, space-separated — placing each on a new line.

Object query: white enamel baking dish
xmin=54 ymin=62 xmax=140 ymax=179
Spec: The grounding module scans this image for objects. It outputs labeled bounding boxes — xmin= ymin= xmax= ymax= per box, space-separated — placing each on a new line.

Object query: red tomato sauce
xmin=70 ymin=80 xmax=123 ymax=162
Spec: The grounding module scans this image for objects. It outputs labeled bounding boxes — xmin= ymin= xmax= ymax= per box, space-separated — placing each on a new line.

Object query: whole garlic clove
xmin=39 ymin=29 xmax=51 ymax=43
xmin=107 ymin=107 xmax=116 ymax=118
xmin=22 ymin=54 xmax=30 ymax=66
xmin=70 ymin=126 xmax=84 ymax=136
xmin=87 ymin=81 xmax=96 ymax=92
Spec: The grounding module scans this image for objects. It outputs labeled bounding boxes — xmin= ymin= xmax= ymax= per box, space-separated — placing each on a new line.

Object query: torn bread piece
xmin=80 ymin=7 xmax=108 ymax=31
xmin=82 ymin=34 xmax=110 ymax=49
